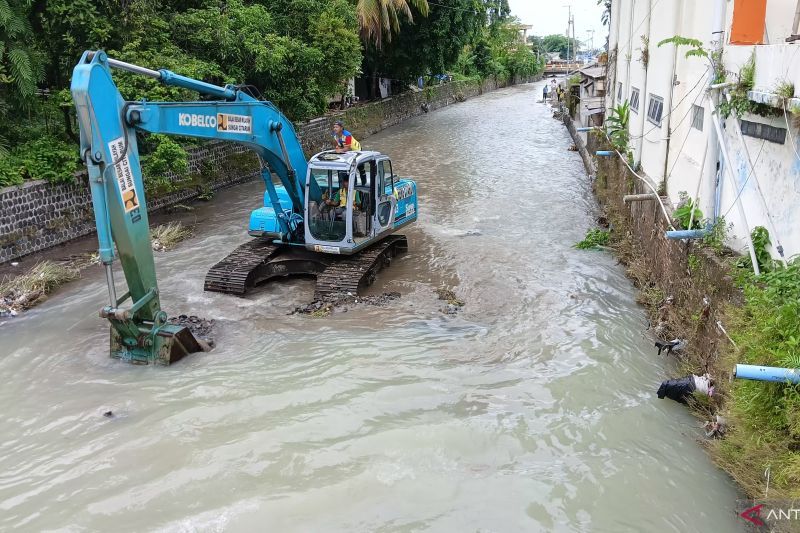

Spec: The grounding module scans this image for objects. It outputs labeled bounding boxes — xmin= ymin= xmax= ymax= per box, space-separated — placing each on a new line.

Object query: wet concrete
xmin=0 ymin=83 xmax=745 ymax=531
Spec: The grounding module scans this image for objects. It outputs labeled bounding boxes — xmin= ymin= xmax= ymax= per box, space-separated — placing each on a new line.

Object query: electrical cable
xmin=664 ymin=89 xmax=709 ymax=181
xmin=599 ymin=130 xmax=676 ymax=230
xmin=720 ymin=139 xmax=766 ymax=220
xmin=629 ymin=69 xmax=709 ymax=141
xmin=783 ymin=101 xmax=800 ymax=163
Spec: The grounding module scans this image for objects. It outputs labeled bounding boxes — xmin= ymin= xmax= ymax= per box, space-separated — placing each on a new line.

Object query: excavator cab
xmin=304 ymin=151 xmax=417 ymax=254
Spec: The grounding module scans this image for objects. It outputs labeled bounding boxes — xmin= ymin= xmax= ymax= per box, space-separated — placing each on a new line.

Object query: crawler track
xmin=203 ymin=237 xmax=280 ymax=295
xmin=313 ymin=235 xmax=408 ymax=300
xmin=204 ymin=235 xmax=408 ymax=299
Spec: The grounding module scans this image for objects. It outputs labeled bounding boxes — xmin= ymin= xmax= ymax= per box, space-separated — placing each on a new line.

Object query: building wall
xmin=0 ymin=76 xmax=532 ymax=264
xmin=607 ymin=0 xmax=800 ymax=260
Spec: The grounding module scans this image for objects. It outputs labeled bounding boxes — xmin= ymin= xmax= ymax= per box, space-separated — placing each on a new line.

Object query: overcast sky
xmin=507 ymin=0 xmax=608 ymax=48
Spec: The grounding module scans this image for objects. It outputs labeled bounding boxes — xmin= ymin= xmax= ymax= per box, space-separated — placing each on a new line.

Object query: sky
xmin=507 ymin=0 xmax=608 ymax=49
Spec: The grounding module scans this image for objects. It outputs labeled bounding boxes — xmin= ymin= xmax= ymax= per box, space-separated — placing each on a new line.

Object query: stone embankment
xmin=1 ymin=76 xmax=537 ymax=264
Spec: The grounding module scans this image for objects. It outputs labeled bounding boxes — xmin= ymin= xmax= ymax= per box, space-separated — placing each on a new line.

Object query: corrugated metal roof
xmin=578 ymin=66 xmax=606 ymax=79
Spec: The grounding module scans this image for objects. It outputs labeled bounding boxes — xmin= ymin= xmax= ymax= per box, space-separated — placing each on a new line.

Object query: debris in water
xmin=151 ymin=221 xmax=193 ymax=252
xmin=0 ymin=260 xmax=80 ymax=316
xmin=657 ymin=373 xmax=714 ymax=404
xmin=704 ymin=415 xmax=726 ymax=438
xmin=103 ymin=410 xmax=115 ymax=418
xmin=293 ymin=292 xmax=401 ymax=316
xmin=436 ymin=287 xmax=465 ymax=314
xmin=655 ymin=338 xmax=686 ymax=356
xmin=167 ymin=315 xmax=215 ymax=350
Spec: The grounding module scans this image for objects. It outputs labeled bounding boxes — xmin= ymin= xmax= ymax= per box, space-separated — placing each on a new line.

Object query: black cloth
xmin=657 ymin=376 xmax=696 ymax=403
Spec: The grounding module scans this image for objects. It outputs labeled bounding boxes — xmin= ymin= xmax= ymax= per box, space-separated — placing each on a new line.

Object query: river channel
xmin=0 ymin=83 xmax=744 ymax=531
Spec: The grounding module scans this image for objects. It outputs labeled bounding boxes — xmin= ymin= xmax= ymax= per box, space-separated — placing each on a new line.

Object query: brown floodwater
xmin=0 ymin=83 xmax=745 ymax=531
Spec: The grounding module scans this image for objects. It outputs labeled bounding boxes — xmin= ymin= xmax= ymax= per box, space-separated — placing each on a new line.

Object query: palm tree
xmin=356 ymin=0 xmax=430 ymax=49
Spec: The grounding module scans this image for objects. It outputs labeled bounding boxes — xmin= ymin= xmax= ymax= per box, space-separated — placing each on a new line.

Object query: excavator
xmin=71 ymin=50 xmax=417 ymax=364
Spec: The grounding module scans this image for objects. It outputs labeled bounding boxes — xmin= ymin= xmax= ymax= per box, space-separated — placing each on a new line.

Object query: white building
xmin=578 ymin=65 xmax=607 ymax=129
xmin=607 ymin=0 xmax=800 ymax=261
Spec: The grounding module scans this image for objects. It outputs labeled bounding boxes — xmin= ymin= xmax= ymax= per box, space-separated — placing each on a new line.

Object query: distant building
xmin=510 ymin=23 xmax=533 ymax=43
xmin=577 ymin=65 xmax=606 ymax=129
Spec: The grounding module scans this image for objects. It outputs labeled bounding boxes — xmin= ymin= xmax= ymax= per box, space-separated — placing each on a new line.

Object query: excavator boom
xmin=72 ymin=50 xmax=416 ymax=363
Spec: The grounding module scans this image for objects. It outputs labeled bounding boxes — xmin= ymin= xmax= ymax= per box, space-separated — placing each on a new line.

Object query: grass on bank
xmin=590 ymin=139 xmax=800 ymax=498
xmin=716 ymin=258 xmax=800 ymax=497
xmin=0 ymin=261 xmax=80 ymax=312
xmin=150 ymin=221 xmax=193 ymax=251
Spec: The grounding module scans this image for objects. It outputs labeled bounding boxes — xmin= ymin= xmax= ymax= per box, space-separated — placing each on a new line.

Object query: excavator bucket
xmin=109 ymin=323 xmax=209 ymax=365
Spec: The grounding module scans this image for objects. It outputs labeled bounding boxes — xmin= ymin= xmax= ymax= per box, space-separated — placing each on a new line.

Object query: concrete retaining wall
xmin=0 ymin=76 xmax=537 ymax=263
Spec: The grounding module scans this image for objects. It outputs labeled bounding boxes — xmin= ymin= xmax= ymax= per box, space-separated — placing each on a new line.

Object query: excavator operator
xmin=322 ymin=173 xmax=360 ymax=221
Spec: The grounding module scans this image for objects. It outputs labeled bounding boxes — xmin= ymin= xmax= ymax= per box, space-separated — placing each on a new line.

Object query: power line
xmin=629 ymin=68 xmax=709 ymax=141
xmin=721 ymin=139 xmax=766 ymax=220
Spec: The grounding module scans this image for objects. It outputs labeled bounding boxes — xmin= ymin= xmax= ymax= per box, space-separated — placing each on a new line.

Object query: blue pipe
xmin=596 ymin=150 xmax=614 ymax=157
xmin=665 ymin=228 xmax=708 ymax=240
xmin=577 ymin=127 xmax=599 ymax=132
xmin=734 ymin=364 xmax=800 ymax=384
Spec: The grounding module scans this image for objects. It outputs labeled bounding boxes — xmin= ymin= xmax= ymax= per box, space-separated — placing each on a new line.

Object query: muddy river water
xmin=0 ymin=83 xmax=745 ymax=531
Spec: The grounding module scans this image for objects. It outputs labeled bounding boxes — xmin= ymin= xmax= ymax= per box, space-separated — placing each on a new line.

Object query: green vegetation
xmin=687 ymin=253 xmax=701 ymax=274
xmin=674 ymin=193 xmax=703 ymax=230
xmin=735 ymin=226 xmax=777 ymax=274
xmin=776 ymin=79 xmax=795 ymax=101
xmin=150 ymin=221 xmax=193 ymax=252
xmin=721 ymin=256 xmax=800 ymax=497
xmin=0 ymin=0 xmax=542 ymax=191
xmin=0 ymin=260 xmax=80 ymax=312
xmin=605 ymin=101 xmax=631 ymax=152
xmin=701 ymin=217 xmax=731 ymax=255
xmin=658 ymin=34 xmax=725 ymax=84
xmin=528 ymin=34 xmax=581 ymax=61
xmin=574 ymin=228 xmax=611 ymax=250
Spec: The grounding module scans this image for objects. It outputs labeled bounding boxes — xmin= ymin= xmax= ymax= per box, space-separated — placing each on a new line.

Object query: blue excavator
xmin=71 ymin=51 xmax=417 ymax=364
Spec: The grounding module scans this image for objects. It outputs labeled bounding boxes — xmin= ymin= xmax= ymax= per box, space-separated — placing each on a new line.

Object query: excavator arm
xmin=70 ymin=50 xmax=314 ymax=363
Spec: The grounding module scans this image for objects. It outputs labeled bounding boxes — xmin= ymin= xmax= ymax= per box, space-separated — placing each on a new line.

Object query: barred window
xmin=647 ymin=94 xmax=664 ymax=126
xmin=630 ymin=87 xmax=640 ymax=112
xmin=691 ymin=104 xmax=704 ymax=131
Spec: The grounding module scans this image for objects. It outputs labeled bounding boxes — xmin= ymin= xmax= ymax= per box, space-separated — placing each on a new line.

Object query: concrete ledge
xmin=747 ymin=90 xmax=800 ymax=110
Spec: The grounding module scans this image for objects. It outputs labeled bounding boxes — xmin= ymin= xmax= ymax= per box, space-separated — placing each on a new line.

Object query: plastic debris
xmin=655 ymin=338 xmax=686 ymax=355
xmin=657 ymin=373 xmax=714 ymax=403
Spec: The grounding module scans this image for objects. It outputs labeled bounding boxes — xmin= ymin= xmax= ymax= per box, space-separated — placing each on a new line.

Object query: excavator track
xmin=314 ymin=235 xmax=408 ymax=301
xmin=203 ymin=237 xmax=280 ymax=295
xmin=204 ymin=235 xmax=408 ymax=299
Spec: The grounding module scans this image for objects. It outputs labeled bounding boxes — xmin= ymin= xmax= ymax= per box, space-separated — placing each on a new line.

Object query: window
xmin=630 ymin=87 xmax=640 ymax=112
xmin=617 ymin=82 xmax=623 ymax=101
xmin=308 ymin=169 xmax=349 ymax=242
xmin=691 ymin=104 xmax=704 ymax=131
xmin=741 ymin=120 xmax=786 ymax=144
xmin=647 ymin=94 xmax=664 ymax=126
xmin=379 ymin=160 xmax=394 ymax=196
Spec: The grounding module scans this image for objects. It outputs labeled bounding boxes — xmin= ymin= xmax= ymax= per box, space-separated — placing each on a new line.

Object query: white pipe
xmin=662 ymin=0 xmax=685 ymax=186
xmin=710 ymin=105 xmax=761 ymax=275
xmin=703 ymin=0 xmax=728 ymax=232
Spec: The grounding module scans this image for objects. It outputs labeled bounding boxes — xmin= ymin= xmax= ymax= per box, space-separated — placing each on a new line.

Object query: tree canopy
xmin=0 ymin=0 xmax=543 ymax=188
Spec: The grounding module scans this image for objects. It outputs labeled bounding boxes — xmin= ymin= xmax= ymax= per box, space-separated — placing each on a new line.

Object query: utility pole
xmin=586 ymin=29 xmax=595 ymax=58
xmin=566 ymin=4 xmax=571 ymax=66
